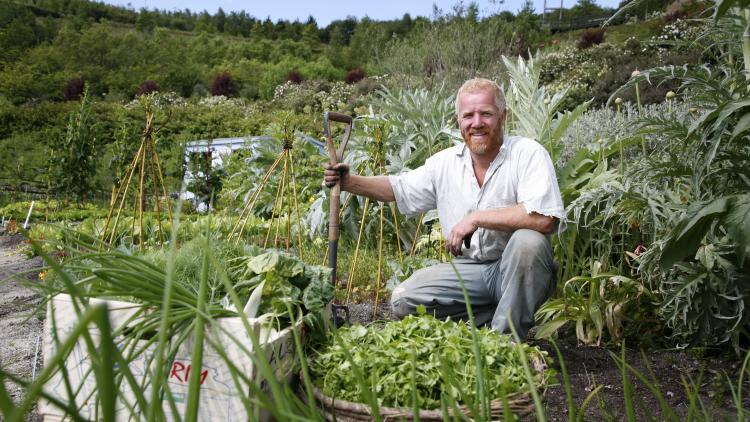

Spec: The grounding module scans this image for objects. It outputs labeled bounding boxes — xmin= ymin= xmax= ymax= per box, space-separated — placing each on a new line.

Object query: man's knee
xmin=508 ymin=229 xmax=549 ymax=252
xmin=389 ymin=284 xmax=411 ymax=319
xmin=506 ymin=229 xmax=551 ymax=264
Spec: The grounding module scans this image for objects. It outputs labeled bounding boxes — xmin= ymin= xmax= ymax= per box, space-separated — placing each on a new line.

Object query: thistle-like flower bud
xmin=666 ymin=91 xmax=675 ymax=99
xmin=631 ymin=69 xmax=640 ymax=78
xmin=615 ymin=97 xmax=623 ymax=105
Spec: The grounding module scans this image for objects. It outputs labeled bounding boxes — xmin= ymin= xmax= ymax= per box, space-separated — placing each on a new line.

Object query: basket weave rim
xmin=311 ymin=385 xmax=534 ymax=420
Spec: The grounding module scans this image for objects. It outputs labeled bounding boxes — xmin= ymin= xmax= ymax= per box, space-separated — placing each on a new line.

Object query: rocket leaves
xmin=310 ymin=314 xmax=551 ymax=410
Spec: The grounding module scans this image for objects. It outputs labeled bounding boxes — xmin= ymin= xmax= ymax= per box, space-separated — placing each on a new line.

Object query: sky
xmin=101 ymin=0 xmax=623 ymax=27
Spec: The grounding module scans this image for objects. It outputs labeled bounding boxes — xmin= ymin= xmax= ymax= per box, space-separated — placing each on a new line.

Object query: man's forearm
xmin=343 ymin=175 xmax=395 ymax=202
xmin=472 ymin=204 xmax=556 ymax=234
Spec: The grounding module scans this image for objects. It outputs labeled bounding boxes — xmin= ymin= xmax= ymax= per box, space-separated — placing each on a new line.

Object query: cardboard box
xmin=41 ymin=294 xmax=300 ymax=421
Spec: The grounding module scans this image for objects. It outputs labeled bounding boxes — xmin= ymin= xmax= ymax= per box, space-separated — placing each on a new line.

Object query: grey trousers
xmin=390 ymin=229 xmax=556 ymax=339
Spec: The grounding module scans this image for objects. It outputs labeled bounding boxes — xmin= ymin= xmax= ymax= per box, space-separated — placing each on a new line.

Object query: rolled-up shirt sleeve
xmin=388 ymin=161 xmax=437 ymax=217
xmin=517 ymin=148 xmax=565 ymax=220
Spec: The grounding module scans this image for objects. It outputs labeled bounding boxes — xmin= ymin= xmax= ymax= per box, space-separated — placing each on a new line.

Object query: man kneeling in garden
xmin=324 ymin=78 xmax=564 ymax=339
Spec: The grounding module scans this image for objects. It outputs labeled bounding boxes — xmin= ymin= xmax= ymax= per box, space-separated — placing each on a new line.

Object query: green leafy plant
xmin=53 ymin=86 xmax=100 ymax=203
xmin=310 ymin=312 xmax=551 ymax=409
xmin=503 ymin=54 xmax=591 ymax=165
xmin=535 ymin=261 xmax=656 ymax=345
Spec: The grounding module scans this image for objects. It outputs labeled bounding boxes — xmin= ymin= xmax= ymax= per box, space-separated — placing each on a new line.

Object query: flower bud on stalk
xmin=666 ymin=90 xmax=675 ymax=113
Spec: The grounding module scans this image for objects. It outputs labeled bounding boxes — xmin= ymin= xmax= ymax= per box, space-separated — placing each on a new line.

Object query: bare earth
xmin=0 ymin=234 xmax=43 ymax=420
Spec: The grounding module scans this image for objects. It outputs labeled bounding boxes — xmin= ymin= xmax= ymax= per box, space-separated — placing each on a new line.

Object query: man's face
xmin=457 ymin=90 xmax=506 ymax=157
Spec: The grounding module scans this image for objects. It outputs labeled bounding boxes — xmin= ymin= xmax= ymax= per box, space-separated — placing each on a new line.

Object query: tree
xmin=135 ymin=8 xmax=155 ymax=31
xmin=284 ymin=70 xmax=303 ymax=84
xmin=327 ymin=17 xmax=358 ymax=46
xmin=215 ymin=7 xmax=226 ymax=32
xmin=63 ymin=77 xmax=85 ymax=100
xmin=345 ymin=68 xmax=365 ymax=84
xmin=186 ymin=146 xmax=224 ymax=211
xmin=569 ymin=0 xmax=606 ymax=17
xmin=55 ymin=86 xmax=98 ymax=203
xmin=137 ymin=80 xmax=160 ymax=96
xmin=211 ymin=71 xmax=238 ymax=97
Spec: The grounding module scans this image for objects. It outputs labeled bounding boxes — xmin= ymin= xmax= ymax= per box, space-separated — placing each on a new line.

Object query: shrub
xmin=137 ymin=80 xmax=160 ymax=96
xmin=210 ymin=71 xmax=238 ymax=97
xmin=663 ymin=8 xmax=688 ymax=22
xmin=577 ymin=28 xmax=606 ymax=49
xmin=344 ymin=68 xmax=365 ymax=84
xmin=62 ymin=77 xmax=85 ymax=101
xmin=284 ymin=70 xmax=303 ymax=84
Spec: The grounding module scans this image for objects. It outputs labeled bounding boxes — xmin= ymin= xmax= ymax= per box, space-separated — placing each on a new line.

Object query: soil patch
xmin=0 ymin=234 xmax=44 ymax=421
xmin=531 ymin=336 xmax=744 ymax=420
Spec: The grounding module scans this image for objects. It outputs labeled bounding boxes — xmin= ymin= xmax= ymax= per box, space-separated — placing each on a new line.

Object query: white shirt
xmin=388 ymin=135 xmax=565 ymax=261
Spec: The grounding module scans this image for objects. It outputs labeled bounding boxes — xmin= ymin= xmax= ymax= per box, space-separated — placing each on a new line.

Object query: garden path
xmin=0 ymin=234 xmax=43 ymax=421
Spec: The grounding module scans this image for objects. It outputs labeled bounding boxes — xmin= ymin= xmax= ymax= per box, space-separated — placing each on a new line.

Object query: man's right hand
xmin=324 ymin=163 xmax=350 ymax=189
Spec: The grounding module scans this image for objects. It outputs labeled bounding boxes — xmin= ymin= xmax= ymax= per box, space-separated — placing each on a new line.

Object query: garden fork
xmin=323 ymin=111 xmax=352 ymax=327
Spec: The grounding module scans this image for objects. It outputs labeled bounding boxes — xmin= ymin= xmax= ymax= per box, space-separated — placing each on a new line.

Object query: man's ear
xmin=499 ymin=108 xmax=507 ymax=123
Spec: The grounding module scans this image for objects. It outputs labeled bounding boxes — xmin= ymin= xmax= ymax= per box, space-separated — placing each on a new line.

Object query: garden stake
xmin=408 ymin=213 xmax=425 ymax=256
xmin=344 ymin=196 xmax=371 ymax=303
xmin=230 ymin=153 xmax=284 ymax=240
xmin=343 ymin=121 xmax=410 ymax=305
xmin=323 ymin=111 xmax=352 ymax=327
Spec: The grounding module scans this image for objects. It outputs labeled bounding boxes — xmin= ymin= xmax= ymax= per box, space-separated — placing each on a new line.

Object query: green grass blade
xmin=578 ymin=385 xmax=603 ymax=419
xmin=411 ymin=347 xmax=421 ymax=422
xmin=550 ymin=340 xmax=577 ymax=421
xmin=680 ymin=372 xmax=709 ymax=421
xmin=499 ymin=384 xmax=514 ymax=422
xmin=147 ymin=204 xmax=183 ymax=422
xmin=620 ymin=343 xmax=636 ymax=422
xmin=609 ymin=350 xmax=679 ymax=421
xmin=184 ymin=236 xmax=210 ymax=422
xmin=0 ymin=370 xmax=88 ymax=422
xmin=737 ymin=349 xmax=750 ymax=422
xmin=451 ymin=262 xmax=487 ymax=420
xmin=8 ymin=304 xmax=108 ymax=421
xmin=335 ymin=328 xmax=382 ymax=421
xmin=91 ymin=303 xmax=116 ymax=422
xmin=284 ymin=302 xmax=320 ymax=418
xmin=0 ymin=370 xmax=13 ymax=416
xmin=508 ymin=318 xmax=546 ymax=422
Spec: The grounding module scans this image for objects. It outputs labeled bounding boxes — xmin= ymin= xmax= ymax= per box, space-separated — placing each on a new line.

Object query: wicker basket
xmin=309 ymin=353 xmax=545 ymax=421
xmin=311 ymin=386 xmax=534 ymax=421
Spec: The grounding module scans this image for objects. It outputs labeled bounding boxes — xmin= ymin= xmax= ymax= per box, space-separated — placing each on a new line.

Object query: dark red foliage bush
xmin=137 ymin=80 xmax=160 ymax=96
xmin=63 ymin=77 xmax=85 ymax=101
xmin=577 ymin=28 xmax=606 ymax=49
xmin=210 ymin=71 xmax=238 ymax=97
xmin=284 ymin=70 xmax=303 ymax=84
xmin=345 ymin=68 xmax=365 ymax=84
xmin=664 ymin=9 xmax=688 ymax=22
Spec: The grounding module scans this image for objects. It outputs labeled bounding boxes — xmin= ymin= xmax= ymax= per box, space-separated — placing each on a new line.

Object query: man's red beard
xmin=463 ymin=126 xmax=503 ymax=155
